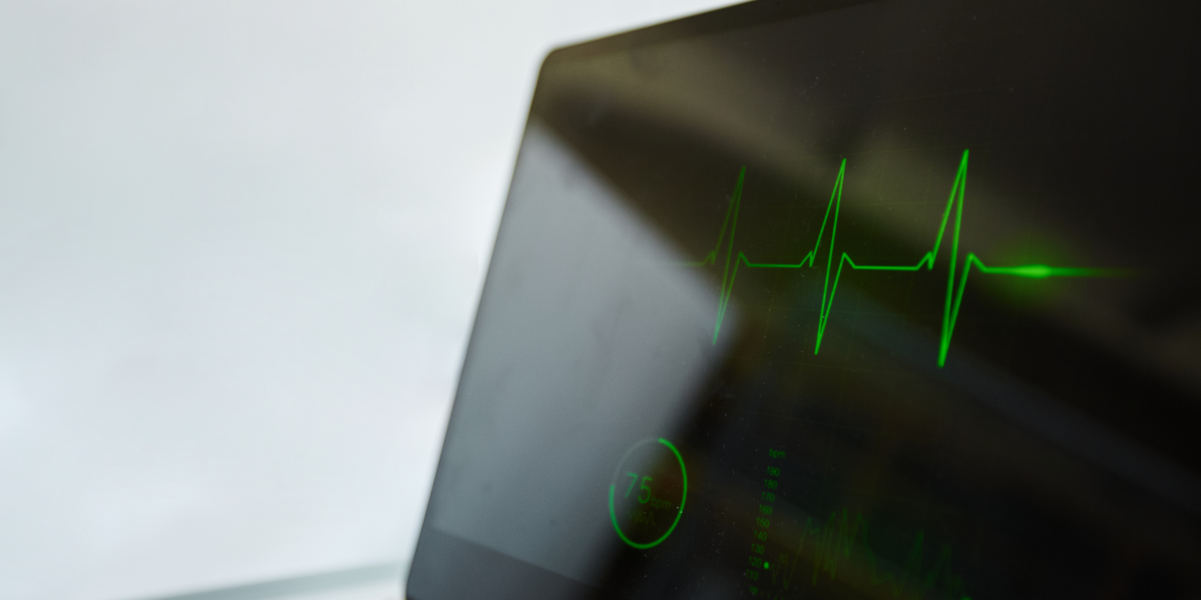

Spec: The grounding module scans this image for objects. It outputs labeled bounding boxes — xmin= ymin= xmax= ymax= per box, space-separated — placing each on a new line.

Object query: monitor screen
xmin=408 ymin=1 xmax=1201 ymax=598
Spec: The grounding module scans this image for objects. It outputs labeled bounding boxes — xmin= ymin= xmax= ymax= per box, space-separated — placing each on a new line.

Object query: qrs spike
xmin=691 ymin=150 xmax=1113 ymax=367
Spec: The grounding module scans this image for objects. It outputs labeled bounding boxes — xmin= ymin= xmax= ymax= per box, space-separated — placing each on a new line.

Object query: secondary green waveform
xmin=778 ymin=508 xmax=968 ymax=600
xmin=692 ymin=150 xmax=1113 ymax=366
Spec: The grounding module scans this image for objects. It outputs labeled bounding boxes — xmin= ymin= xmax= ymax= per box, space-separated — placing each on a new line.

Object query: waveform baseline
xmin=689 ymin=150 xmax=1110 ymax=367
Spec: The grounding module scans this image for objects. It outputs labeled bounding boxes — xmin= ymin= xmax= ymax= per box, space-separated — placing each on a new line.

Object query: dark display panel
xmin=409 ymin=2 xmax=1201 ymax=598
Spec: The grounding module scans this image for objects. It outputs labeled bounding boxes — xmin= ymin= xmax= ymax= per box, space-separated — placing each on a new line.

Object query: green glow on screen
xmin=744 ymin=448 xmax=972 ymax=600
xmin=608 ymin=438 xmax=688 ymax=550
xmin=688 ymin=150 xmax=1118 ymax=366
xmin=784 ymin=509 xmax=968 ymax=599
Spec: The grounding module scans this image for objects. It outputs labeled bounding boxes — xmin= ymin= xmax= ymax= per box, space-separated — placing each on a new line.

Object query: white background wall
xmin=0 ymin=1 xmax=728 ymax=598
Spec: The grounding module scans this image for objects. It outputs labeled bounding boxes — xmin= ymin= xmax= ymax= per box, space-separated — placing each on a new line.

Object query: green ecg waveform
xmin=690 ymin=150 xmax=1111 ymax=366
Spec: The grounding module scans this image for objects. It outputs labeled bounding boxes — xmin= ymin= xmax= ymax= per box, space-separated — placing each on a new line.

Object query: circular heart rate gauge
xmin=607 ymin=438 xmax=688 ymax=549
